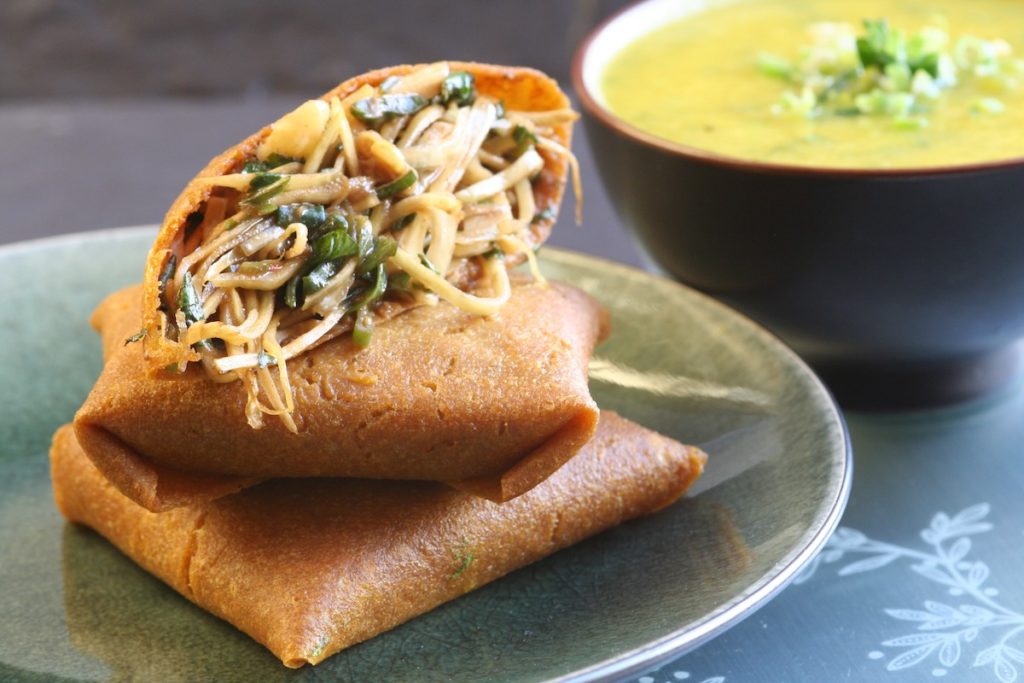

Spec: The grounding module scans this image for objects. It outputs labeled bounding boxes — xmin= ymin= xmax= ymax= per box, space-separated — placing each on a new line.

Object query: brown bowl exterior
xmin=573 ymin=1 xmax=1024 ymax=406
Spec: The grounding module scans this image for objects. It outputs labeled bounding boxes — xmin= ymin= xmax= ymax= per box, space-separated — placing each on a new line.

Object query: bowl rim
xmin=570 ymin=0 xmax=1024 ymax=179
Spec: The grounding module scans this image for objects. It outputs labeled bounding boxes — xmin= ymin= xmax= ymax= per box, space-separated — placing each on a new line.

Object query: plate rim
xmin=0 ymin=226 xmax=852 ymax=683
xmin=540 ymin=248 xmax=853 ymax=682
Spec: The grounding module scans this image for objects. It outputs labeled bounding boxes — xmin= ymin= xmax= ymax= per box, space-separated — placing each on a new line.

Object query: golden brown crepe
xmin=143 ymin=61 xmax=574 ymax=370
xmin=74 ymin=277 xmax=608 ymax=511
xmin=51 ymin=413 xmax=706 ymax=668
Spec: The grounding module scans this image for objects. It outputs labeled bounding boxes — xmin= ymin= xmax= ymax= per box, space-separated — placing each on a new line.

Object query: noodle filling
xmin=154 ymin=63 xmax=581 ymax=432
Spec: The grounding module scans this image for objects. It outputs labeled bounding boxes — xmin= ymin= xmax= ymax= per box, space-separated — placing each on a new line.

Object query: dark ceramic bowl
xmin=572 ymin=0 xmax=1024 ymax=409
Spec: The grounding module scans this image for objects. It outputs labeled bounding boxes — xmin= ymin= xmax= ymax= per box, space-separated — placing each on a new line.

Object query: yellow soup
xmin=600 ymin=0 xmax=1024 ymax=168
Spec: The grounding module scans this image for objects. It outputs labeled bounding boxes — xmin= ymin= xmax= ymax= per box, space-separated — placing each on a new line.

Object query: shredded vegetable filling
xmin=158 ymin=63 xmax=580 ymax=432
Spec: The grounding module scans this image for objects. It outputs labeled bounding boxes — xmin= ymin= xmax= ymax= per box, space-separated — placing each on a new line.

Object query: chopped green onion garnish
xmin=449 ymin=541 xmax=474 ymax=580
xmin=352 ymin=307 xmax=374 ymax=347
xmin=494 ymin=100 xmax=506 ymax=120
xmin=891 ymin=115 xmax=929 ymax=130
xmin=257 ymin=350 xmax=278 ymax=368
xmin=356 ymin=264 xmax=388 ymax=306
xmin=440 ymin=71 xmax=476 ymax=106
xmin=483 ymin=246 xmax=505 ymax=260
xmin=265 ymin=153 xmax=297 ymax=168
xmin=389 ymin=271 xmax=413 ymax=292
xmin=351 ymin=94 xmax=428 ymax=125
xmin=276 ymin=203 xmax=326 ymax=232
xmin=389 ymin=213 xmax=416 ymax=232
xmin=248 ymin=172 xmax=281 ymax=190
xmin=756 ymin=52 xmax=794 ymax=80
xmin=124 ymin=328 xmax=147 ymax=345
xmin=376 ymin=169 xmax=417 ymax=199
xmin=358 ymin=236 xmax=397 ymax=275
xmin=418 ymin=253 xmax=440 ymax=274
xmin=242 ymin=160 xmax=269 ymax=174
xmin=177 ymin=272 xmax=205 ymax=326
xmin=512 ymin=125 xmax=538 ymax=156
xmin=972 ymin=97 xmax=1006 ymax=114
xmin=855 ymin=90 xmax=914 ymax=116
xmin=158 ymin=253 xmax=177 ymax=309
xmin=284 ymin=275 xmax=302 ymax=308
xmin=856 ymin=19 xmax=898 ymax=71
xmin=302 ymin=260 xmax=341 ymax=295
xmin=193 ymin=339 xmax=215 ymax=352
xmin=761 ymin=18 xmax=1019 ymax=124
xmin=379 ymin=75 xmax=401 ymax=93
xmin=241 ymin=176 xmax=289 ymax=215
xmin=310 ymin=227 xmax=358 ymax=264
xmin=352 ymin=216 xmax=374 ymax=263
xmin=351 ymin=264 xmax=388 ymax=347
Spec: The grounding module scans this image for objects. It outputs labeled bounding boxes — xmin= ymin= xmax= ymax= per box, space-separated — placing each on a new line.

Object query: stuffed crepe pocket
xmin=74 ymin=277 xmax=607 ymax=511
xmin=139 ymin=62 xmax=578 ymax=433
xmin=51 ymin=413 xmax=706 ymax=668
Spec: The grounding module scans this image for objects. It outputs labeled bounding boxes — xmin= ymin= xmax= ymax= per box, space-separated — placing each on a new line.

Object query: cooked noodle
xmin=158 ymin=62 xmax=579 ymax=432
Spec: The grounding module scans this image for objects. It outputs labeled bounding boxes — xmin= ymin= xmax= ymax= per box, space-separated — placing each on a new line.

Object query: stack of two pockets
xmin=51 ymin=62 xmax=707 ymax=668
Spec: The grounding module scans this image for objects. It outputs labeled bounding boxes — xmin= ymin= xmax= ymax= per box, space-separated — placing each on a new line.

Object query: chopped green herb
xmin=388 ymin=271 xmax=413 ymax=292
xmin=311 ymin=227 xmax=358 ymax=264
xmin=284 ymin=275 xmax=303 ymax=308
xmin=855 ymin=90 xmax=914 ymax=116
xmin=512 ymin=125 xmax=538 ymax=156
xmin=248 ymin=172 xmax=282 ymax=190
xmin=763 ymin=18 xmax=1019 ymax=124
xmin=389 ymin=213 xmax=416 ymax=232
xmin=891 ymin=115 xmax=929 ymax=130
xmin=375 ymin=169 xmax=417 ymax=199
xmin=124 ymin=328 xmax=147 ymax=345
xmin=276 ymin=203 xmax=327 ymax=232
xmin=265 ymin=153 xmax=297 ymax=168
xmin=302 ymin=260 xmax=341 ymax=295
xmin=756 ymin=52 xmax=794 ymax=80
xmin=352 ymin=216 xmax=374 ymax=263
xmin=241 ymin=176 xmax=289 ymax=215
xmin=483 ymin=246 xmax=505 ymax=260
xmin=378 ymin=75 xmax=401 ymax=93
xmin=358 ymin=264 xmax=388 ymax=305
xmin=351 ymin=94 xmax=428 ymax=125
xmin=326 ymin=213 xmax=350 ymax=231
xmin=494 ymin=100 xmax=506 ymax=120
xmin=177 ymin=272 xmax=205 ymax=326
xmin=857 ymin=19 xmax=899 ymax=71
xmin=440 ymin=71 xmax=476 ymax=106
xmin=352 ymin=307 xmax=374 ymax=347
xmin=450 ymin=540 xmax=474 ymax=580
xmin=236 ymin=260 xmax=279 ymax=276
xmin=531 ymin=207 xmax=556 ymax=224
xmin=192 ymin=339 xmax=215 ymax=352
xmin=359 ymin=235 xmax=397 ymax=275
xmin=418 ymin=253 xmax=440 ymax=274
xmin=256 ymin=350 xmax=278 ymax=368
xmin=972 ymin=97 xmax=1006 ymax=114
xmin=158 ymin=253 xmax=177 ymax=309
xmin=242 ymin=160 xmax=269 ymax=174
xmin=308 ymin=635 xmax=330 ymax=660
xmin=350 ymin=263 xmax=388 ymax=347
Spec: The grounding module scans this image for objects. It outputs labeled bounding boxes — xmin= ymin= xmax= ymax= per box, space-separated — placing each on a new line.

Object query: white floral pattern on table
xmin=794 ymin=504 xmax=1024 ymax=682
xmin=633 ymin=503 xmax=1024 ymax=683
xmin=636 ymin=673 xmax=726 ymax=683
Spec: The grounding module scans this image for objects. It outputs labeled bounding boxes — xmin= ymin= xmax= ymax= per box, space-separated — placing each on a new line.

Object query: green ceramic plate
xmin=0 ymin=227 xmax=850 ymax=682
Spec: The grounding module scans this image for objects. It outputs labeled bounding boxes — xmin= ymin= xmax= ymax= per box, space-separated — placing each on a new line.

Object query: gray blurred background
xmin=0 ymin=0 xmax=641 ymax=265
